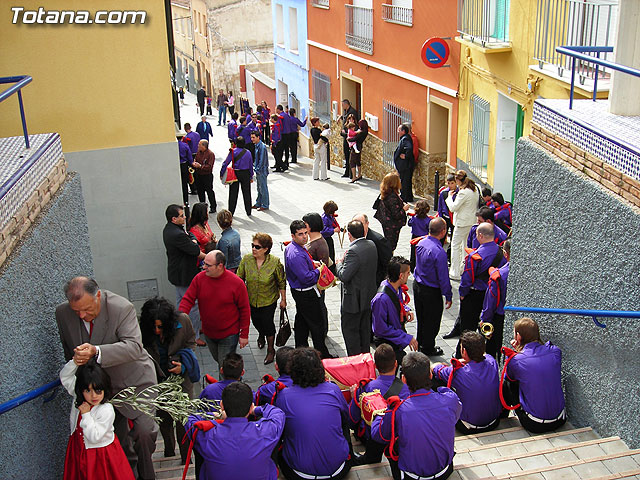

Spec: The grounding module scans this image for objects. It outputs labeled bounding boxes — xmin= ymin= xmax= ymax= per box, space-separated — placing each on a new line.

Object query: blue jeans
xmin=204 ymin=333 xmax=239 ymax=379
xmin=218 ymin=106 xmax=226 ymax=125
xmin=176 ymin=286 xmax=201 ymax=341
xmin=255 ymin=172 xmax=269 ymax=208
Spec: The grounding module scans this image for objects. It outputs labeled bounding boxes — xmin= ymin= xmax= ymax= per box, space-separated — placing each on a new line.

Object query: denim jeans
xmin=255 ymin=172 xmax=269 ymax=208
xmin=204 ymin=334 xmax=239 ymax=379
xmin=218 ymin=106 xmax=227 ymax=125
xmin=175 ymin=286 xmax=201 ymax=341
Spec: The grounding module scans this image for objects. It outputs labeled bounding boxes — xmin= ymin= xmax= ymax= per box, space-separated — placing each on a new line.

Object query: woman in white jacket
xmin=445 ymin=170 xmax=480 ymax=279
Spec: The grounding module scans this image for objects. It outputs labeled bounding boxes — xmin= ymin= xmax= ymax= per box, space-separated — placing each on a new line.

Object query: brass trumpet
xmin=479 ymin=322 xmax=494 ymax=340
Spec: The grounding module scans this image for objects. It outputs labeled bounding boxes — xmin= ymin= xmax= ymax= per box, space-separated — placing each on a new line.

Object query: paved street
xmin=178 ymin=92 xmax=460 ymax=394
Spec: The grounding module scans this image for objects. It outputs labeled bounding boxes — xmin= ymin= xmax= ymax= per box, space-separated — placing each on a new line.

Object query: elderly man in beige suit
xmin=56 ymin=276 xmax=158 ymax=480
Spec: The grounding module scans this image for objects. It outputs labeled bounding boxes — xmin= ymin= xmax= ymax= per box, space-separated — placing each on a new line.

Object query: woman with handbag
xmin=139 ymin=297 xmax=197 ymax=463
xmin=302 ymin=212 xmax=331 ymax=337
xmin=219 ymin=136 xmax=253 ymax=217
xmin=236 ymin=233 xmax=287 ymax=365
xmin=188 ymin=202 xmax=217 ymax=255
xmin=374 ymin=172 xmax=410 ymax=251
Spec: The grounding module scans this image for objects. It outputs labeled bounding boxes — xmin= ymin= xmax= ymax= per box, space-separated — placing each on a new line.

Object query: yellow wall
xmin=0 ymin=0 xmax=175 ymax=153
xmin=455 ymin=0 xmax=593 ymax=185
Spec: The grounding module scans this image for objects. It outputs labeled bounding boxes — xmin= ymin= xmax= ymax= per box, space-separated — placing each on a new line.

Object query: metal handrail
xmin=504 ymin=305 xmax=640 ymax=328
xmin=0 ymin=379 xmax=61 ymax=416
xmin=556 ymin=45 xmax=640 ymax=109
xmin=0 ymin=75 xmax=32 ymax=148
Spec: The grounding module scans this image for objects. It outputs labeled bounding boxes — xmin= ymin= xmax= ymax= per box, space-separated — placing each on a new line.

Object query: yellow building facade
xmin=455 ymin=0 xmax=616 ymax=200
xmin=0 ymin=0 xmax=183 ymax=300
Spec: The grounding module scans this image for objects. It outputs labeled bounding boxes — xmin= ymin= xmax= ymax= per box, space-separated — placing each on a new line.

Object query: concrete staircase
xmin=155 ymin=416 xmax=640 ymax=480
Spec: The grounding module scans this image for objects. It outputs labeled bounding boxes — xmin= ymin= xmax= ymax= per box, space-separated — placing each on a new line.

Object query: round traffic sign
xmin=421 ymin=38 xmax=450 ymax=69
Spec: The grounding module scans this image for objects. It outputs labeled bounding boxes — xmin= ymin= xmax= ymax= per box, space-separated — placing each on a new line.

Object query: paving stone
xmin=571 ymin=461 xmax=611 ymax=478
xmin=469 ymin=447 xmax=500 ymax=462
xmin=603 ymin=456 xmax=640 ymax=474
xmin=571 ymin=444 xmax=607 ymax=460
xmin=488 ymin=459 xmax=522 ymax=476
xmin=573 ymin=430 xmax=600 ymax=441
xmin=549 ymin=435 xmax=583 ymax=447
xmin=354 ymin=464 xmax=391 ymax=479
xmin=601 ymin=440 xmax=633 ymax=454
xmin=453 ymin=452 xmax=474 ymax=465
xmin=503 ymin=429 xmax=533 ymax=441
xmin=541 ymin=467 xmax=580 ymax=480
xmin=523 ymin=438 xmax=554 ymax=452
xmin=517 ymin=454 xmax=552 ymax=470
xmin=544 ymin=449 xmax=580 ymax=464
xmin=476 ymin=433 xmax=506 ymax=445
xmin=496 ymin=443 xmax=529 ymax=457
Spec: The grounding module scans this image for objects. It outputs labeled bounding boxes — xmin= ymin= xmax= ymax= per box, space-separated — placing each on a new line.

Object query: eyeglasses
xmin=203 ymin=262 xmax=220 ymax=268
xmin=251 ymin=244 xmax=264 ymax=250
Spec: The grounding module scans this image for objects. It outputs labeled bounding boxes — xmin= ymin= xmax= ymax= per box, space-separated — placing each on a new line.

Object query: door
xmin=493 ymin=93 xmax=520 ymax=201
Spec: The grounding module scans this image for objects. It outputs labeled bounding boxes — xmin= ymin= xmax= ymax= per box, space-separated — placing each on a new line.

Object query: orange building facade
xmin=307 ymin=0 xmax=460 ymax=194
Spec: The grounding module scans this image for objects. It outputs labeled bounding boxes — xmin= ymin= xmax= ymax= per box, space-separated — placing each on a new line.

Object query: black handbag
xmin=372 ymin=194 xmax=381 ymax=210
xmin=275 ymin=308 xmax=291 ymax=347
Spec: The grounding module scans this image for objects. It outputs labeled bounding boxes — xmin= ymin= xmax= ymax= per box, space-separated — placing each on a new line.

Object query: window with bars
xmin=467 ymin=94 xmax=490 ymax=181
xmin=311 ymin=70 xmax=331 ymax=123
xmin=382 ymin=100 xmax=412 ymax=167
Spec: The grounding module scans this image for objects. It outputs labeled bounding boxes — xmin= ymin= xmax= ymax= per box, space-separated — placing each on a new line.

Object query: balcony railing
xmin=311 ymin=0 xmax=330 ymax=8
xmin=457 ymin=0 xmax=511 ymax=46
xmin=534 ymin=0 xmax=618 ymax=83
xmin=382 ymin=4 xmax=413 ymax=26
xmin=345 ymin=4 xmax=373 ymax=54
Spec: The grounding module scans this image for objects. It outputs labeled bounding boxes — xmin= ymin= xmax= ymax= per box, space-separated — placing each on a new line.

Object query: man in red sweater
xmin=180 ymin=250 xmax=250 ymax=378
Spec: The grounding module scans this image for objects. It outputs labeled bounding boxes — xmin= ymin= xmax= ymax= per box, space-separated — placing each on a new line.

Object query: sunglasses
xmin=251 ymin=244 xmax=264 ymax=250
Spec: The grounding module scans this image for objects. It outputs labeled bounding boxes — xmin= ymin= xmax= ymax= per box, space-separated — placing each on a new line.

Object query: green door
xmin=511 ymin=104 xmax=524 ymax=203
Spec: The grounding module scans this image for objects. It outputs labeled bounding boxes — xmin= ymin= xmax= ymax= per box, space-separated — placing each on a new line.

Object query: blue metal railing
xmin=556 ymin=46 xmax=640 ymax=110
xmin=504 ymin=306 xmax=640 ymax=329
xmin=0 ymin=75 xmax=33 ymax=148
xmin=0 ymin=378 xmax=61 ymax=415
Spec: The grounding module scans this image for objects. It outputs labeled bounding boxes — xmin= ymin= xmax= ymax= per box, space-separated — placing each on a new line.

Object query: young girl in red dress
xmin=60 ymin=358 xmax=134 ymax=480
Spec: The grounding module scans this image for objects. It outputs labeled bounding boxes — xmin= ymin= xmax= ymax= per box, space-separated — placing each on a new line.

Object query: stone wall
xmin=530 ymin=123 xmax=640 ymax=211
xmin=326 ymin=121 xmax=447 ymax=199
xmin=507 ymin=138 xmax=640 ymax=448
xmin=0 ymin=174 xmax=93 ymax=479
xmin=0 ymin=157 xmax=67 ymax=269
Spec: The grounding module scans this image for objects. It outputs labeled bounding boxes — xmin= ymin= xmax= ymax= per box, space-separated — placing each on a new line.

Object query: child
xmin=321 ymin=200 xmax=341 ymax=275
xmin=346 ymin=122 xmax=360 ymax=153
xmin=409 ymin=199 xmax=432 ymax=272
xmin=60 ymin=358 xmax=134 ymax=480
xmin=200 ymin=352 xmax=246 ymax=402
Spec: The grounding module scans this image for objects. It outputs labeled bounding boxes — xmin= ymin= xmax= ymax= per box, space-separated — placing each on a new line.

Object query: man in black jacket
xmin=340 ymin=99 xmax=359 ymax=178
xmin=163 ymin=204 xmax=206 ymax=344
xmin=197 ymin=87 xmax=206 ymax=116
xmin=352 ymin=213 xmax=392 ymax=288
xmin=393 ymin=124 xmax=415 ymax=202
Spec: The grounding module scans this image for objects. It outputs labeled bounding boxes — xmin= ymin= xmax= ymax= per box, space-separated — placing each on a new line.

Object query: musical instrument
xmin=479 ymin=321 xmax=494 ymax=339
xmin=188 ymin=166 xmax=195 ymax=184
xmin=358 ymin=390 xmax=388 ymax=426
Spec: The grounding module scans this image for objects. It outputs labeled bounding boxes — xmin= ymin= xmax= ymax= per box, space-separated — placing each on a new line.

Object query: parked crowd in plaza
xmin=54 ymin=94 xmax=565 ymax=480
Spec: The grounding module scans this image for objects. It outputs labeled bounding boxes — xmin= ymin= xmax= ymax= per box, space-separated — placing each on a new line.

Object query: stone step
xmin=154 ymin=462 xmax=194 ymax=480
xmin=473 ymin=448 xmax=640 ymax=480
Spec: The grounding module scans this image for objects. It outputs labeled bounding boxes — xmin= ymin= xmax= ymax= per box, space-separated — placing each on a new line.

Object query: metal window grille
xmin=311 ymin=0 xmax=330 ymax=8
xmin=467 ymin=95 xmax=490 ymax=181
xmin=457 ymin=0 xmax=511 ymax=46
xmin=533 ymin=0 xmax=618 ymax=82
xmin=345 ymin=5 xmax=374 ymax=54
xmin=311 ymin=70 xmax=331 ymax=123
xmin=382 ymin=4 xmax=413 ymax=26
xmin=382 ymin=100 xmax=412 ymax=167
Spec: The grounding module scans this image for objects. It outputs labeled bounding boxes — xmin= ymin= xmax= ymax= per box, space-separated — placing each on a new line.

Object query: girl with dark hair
xmin=188 ymin=202 xmax=217 ymax=255
xmin=275 ymin=348 xmax=352 ymax=480
xmin=60 ymin=358 xmax=134 ymax=480
xmin=303 ymin=212 xmax=331 ymax=335
xmin=139 ymin=297 xmax=197 ymax=461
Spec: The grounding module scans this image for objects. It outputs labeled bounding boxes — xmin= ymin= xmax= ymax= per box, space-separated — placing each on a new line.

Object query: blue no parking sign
xmin=421 ymin=38 xmax=450 ymax=68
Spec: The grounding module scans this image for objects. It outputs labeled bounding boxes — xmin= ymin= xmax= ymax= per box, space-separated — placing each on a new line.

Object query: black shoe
xmin=443 ymin=326 xmax=461 ymax=339
xmin=209 ymin=209 xmax=216 ymax=213
xmin=341 ymin=174 xmax=350 ymax=178
xmin=426 ymin=346 xmax=444 ymax=357
xmin=351 ymin=452 xmax=367 ymax=466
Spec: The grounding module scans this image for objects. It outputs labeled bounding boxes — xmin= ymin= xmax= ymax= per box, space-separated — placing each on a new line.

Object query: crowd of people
xmin=52 ymin=95 xmax=567 ymax=480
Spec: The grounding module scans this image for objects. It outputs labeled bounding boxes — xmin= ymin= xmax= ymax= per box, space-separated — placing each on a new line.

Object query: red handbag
xmin=221 ymin=149 xmax=238 ymax=184
xmin=317 ymin=262 xmax=336 ymax=290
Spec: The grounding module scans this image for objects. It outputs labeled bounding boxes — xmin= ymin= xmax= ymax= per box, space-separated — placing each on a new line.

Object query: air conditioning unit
xmin=365 ymin=112 xmax=378 ymax=131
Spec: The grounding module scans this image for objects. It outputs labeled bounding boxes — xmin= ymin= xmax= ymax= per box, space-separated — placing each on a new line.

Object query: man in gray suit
xmin=56 ymin=277 xmax=158 ymax=480
xmin=336 ymin=220 xmax=378 ymax=355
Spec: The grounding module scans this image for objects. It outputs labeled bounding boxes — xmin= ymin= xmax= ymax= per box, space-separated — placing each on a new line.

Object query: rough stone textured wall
xmin=507 ymin=139 xmax=640 ymax=448
xmin=0 ymin=174 xmax=92 ymax=479
xmin=327 ymin=121 xmax=446 ymax=198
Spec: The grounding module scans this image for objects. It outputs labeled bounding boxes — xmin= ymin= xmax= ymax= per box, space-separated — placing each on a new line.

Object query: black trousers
xmin=397 ymin=164 xmax=415 ymax=202
xmin=273 ymin=141 xmax=286 ymax=170
xmin=502 ymin=379 xmax=567 ymax=433
xmin=195 ymin=174 xmax=216 ymax=210
xmin=228 ymin=169 xmax=252 ymax=216
xmin=343 ymin=139 xmax=352 ymax=178
xmin=409 ymin=234 xmax=419 ymax=272
xmin=456 ymin=289 xmax=486 ymax=357
xmin=485 ymin=313 xmax=505 ymax=361
xmin=341 ymin=308 xmax=372 ymax=356
xmin=198 ymin=102 xmax=205 ymax=116
xmin=282 ymin=133 xmax=292 ymax=163
xmin=180 ymin=163 xmax=190 ymax=205
xmin=278 ymin=447 xmax=351 ymax=480
xmin=158 ymin=408 xmax=189 ymax=463
xmin=291 ymin=288 xmax=331 ymax=358
xmin=245 ymin=141 xmax=256 ymax=162
xmin=250 ymin=302 xmax=277 ymax=337
xmin=326 ymin=236 xmax=337 ymax=275
xmin=288 ymin=132 xmax=299 ymax=163
xmin=413 ymin=282 xmax=444 ymax=353
xmin=389 ymin=461 xmax=453 ymax=480
xmin=113 ymin=409 xmax=158 ymax=480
